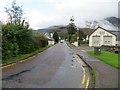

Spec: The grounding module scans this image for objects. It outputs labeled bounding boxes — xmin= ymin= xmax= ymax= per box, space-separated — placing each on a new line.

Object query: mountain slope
xmin=36 ymin=17 xmax=119 ymax=35
xmin=105 ymin=17 xmax=120 ymax=28
xmin=37 ymin=25 xmax=68 ymax=34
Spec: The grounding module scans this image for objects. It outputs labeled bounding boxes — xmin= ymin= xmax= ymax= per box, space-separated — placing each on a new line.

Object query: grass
xmin=2 ymin=44 xmax=54 ymax=65
xmin=87 ymin=51 xmax=120 ymax=69
xmin=90 ymin=69 xmax=95 ymax=88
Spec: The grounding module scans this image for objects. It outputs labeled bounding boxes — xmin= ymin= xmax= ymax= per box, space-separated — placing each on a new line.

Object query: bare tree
xmin=85 ymin=21 xmax=92 ymax=28
xmin=5 ymin=0 xmax=23 ymax=25
xmin=91 ymin=20 xmax=99 ymax=29
xmin=85 ymin=20 xmax=99 ymax=29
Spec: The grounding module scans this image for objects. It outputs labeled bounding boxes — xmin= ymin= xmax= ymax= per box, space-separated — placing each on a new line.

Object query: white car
xmin=60 ymin=40 xmax=64 ymax=43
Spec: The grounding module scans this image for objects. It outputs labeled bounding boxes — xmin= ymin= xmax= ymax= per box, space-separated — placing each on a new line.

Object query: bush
xmin=2 ymin=25 xmax=20 ymax=60
xmin=101 ymin=45 xmax=120 ymax=53
xmin=79 ymin=40 xmax=89 ymax=44
xmin=2 ymin=0 xmax=48 ymax=62
xmin=33 ymin=32 xmax=48 ymax=48
xmin=2 ymin=24 xmax=48 ymax=61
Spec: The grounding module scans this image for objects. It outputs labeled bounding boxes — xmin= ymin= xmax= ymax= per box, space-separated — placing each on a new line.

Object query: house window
xmin=103 ymin=36 xmax=112 ymax=45
xmin=105 ymin=41 xmax=107 ymax=44
xmin=104 ymin=41 xmax=110 ymax=44
xmin=108 ymin=41 xmax=110 ymax=44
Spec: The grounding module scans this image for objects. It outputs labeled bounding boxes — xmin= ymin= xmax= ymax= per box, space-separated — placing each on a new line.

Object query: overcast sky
xmin=0 ymin=0 xmax=119 ymax=30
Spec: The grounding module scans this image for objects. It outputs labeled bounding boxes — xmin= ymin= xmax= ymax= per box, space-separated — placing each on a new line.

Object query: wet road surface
xmin=2 ymin=42 xmax=88 ymax=88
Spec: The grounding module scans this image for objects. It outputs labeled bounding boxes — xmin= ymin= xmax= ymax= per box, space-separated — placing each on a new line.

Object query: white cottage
xmin=44 ymin=33 xmax=55 ymax=45
xmin=89 ymin=27 xmax=117 ymax=47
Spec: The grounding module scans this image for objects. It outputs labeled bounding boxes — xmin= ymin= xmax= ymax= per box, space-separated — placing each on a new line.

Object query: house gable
xmin=89 ymin=26 xmax=117 ymax=47
xmin=89 ymin=26 xmax=117 ymax=37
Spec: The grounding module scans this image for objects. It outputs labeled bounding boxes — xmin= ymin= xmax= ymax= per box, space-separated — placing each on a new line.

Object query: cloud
xmin=37 ymin=0 xmax=118 ymax=28
xmin=0 ymin=0 xmax=119 ymax=29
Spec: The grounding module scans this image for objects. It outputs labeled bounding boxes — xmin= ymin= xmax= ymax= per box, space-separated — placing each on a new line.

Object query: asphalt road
xmin=2 ymin=42 xmax=89 ymax=88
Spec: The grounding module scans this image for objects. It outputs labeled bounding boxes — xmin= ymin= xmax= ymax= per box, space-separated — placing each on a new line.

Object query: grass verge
xmin=2 ymin=44 xmax=54 ymax=65
xmin=90 ymin=69 xmax=95 ymax=86
xmin=87 ymin=51 xmax=120 ymax=69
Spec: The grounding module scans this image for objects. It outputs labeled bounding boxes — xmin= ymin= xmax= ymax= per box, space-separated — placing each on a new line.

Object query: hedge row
xmin=2 ymin=24 xmax=48 ymax=62
xmin=101 ymin=45 xmax=120 ymax=52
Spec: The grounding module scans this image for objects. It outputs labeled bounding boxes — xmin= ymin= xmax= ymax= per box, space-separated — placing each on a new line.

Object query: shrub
xmin=79 ymin=40 xmax=89 ymax=44
xmin=101 ymin=45 xmax=120 ymax=53
xmin=2 ymin=24 xmax=48 ymax=61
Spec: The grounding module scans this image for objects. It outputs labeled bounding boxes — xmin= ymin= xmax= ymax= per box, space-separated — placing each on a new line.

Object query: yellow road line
xmin=0 ymin=45 xmax=54 ymax=69
xmin=66 ymin=43 xmax=72 ymax=50
xmin=73 ymin=54 xmax=86 ymax=85
xmin=0 ymin=63 xmax=17 ymax=69
xmin=85 ymin=77 xmax=90 ymax=90
xmin=67 ymin=44 xmax=89 ymax=87
xmin=82 ymin=67 xmax=86 ymax=84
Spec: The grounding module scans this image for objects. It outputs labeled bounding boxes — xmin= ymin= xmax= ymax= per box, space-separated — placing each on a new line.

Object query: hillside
xmin=36 ymin=17 xmax=119 ymax=35
xmin=105 ymin=17 xmax=120 ymax=28
xmin=79 ymin=28 xmax=94 ymax=35
xmin=37 ymin=25 xmax=94 ymax=36
xmin=37 ymin=25 xmax=68 ymax=34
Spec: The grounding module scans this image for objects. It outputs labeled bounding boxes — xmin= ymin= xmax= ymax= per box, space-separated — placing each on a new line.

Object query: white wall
xmin=72 ymin=42 xmax=78 ymax=47
xmin=48 ymin=40 xmax=54 ymax=45
xmin=89 ymin=28 xmax=116 ymax=47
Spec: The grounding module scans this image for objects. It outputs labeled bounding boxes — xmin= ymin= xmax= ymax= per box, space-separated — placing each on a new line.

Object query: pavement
xmin=67 ymin=43 xmax=119 ymax=88
xmin=2 ymin=42 xmax=90 ymax=88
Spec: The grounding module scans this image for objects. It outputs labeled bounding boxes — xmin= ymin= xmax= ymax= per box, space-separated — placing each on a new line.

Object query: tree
xmin=2 ymin=1 xmax=35 ymax=62
xmin=85 ymin=21 xmax=92 ymax=28
xmin=85 ymin=20 xmax=99 ymax=29
xmin=91 ymin=20 xmax=99 ymax=29
xmin=67 ymin=16 xmax=77 ymax=42
xmin=53 ymin=32 xmax=59 ymax=43
xmin=2 ymin=0 xmax=49 ymax=63
xmin=5 ymin=0 xmax=23 ymax=25
xmin=33 ymin=32 xmax=48 ymax=48
xmin=78 ymin=29 xmax=86 ymax=45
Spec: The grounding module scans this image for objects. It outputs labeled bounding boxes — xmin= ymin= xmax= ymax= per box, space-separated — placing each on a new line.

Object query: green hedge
xmin=2 ymin=24 xmax=48 ymax=62
xmin=79 ymin=40 xmax=89 ymax=44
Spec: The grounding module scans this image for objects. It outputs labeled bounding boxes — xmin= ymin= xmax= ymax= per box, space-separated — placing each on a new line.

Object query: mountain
xmin=36 ymin=28 xmax=54 ymax=33
xmin=98 ymin=19 xmax=118 ymax=31
xmin=78 ymin=28 xmax=94 ymax=35
xmin=36 ymin=16 xmax=119 ymax=35
xmin=36 ymin=25 xmax=68 ymax=34
xmin=105 ymin=17 xmax=120 ymax=28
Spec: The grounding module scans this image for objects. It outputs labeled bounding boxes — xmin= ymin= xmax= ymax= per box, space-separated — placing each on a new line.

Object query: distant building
xmin=89 ymin=26 xmax=119 ymax=47
xmin=83 ymin=35 xmax=89 ymax=41
xmin=44 ymin=33 xmax=55 ymax=45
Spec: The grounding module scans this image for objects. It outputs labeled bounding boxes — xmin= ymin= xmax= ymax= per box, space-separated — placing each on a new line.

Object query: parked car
xmin=114 ymin=49 xmax=120 ymax=54
xmin=60 ymin=40 xmax=64 ymax=43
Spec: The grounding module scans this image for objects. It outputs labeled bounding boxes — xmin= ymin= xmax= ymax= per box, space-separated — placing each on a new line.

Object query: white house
xmin=89 ymin=26 xmax=118 ymax=47
xmin=44 ymin=33 xmax=55 ymax=45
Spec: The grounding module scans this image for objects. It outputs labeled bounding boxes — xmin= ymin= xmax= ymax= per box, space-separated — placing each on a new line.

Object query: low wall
xmin=72 ymin=42 xmax=78 ymax=47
